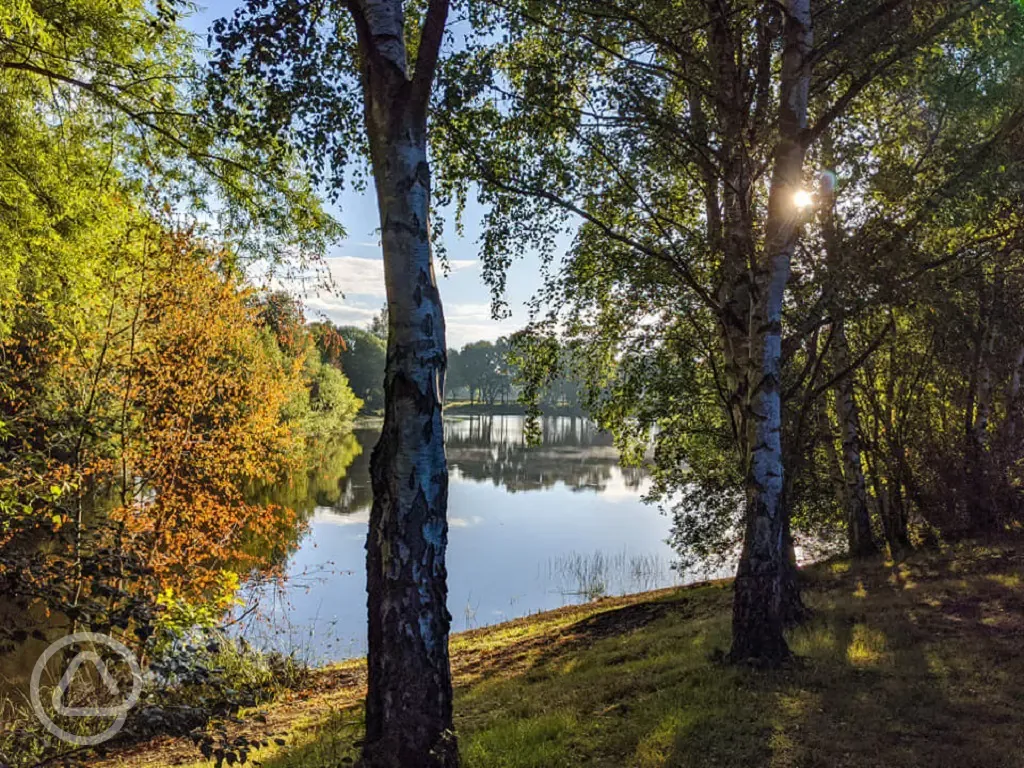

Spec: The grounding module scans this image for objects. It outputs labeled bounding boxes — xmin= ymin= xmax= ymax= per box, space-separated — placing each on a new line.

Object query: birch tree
xmin=820 ymin=177 xmax=878 ymax=557
xmin=438 ymin=0 xmax=1011 ymax=665
xmin=211 ymin=1 xmax=458 ymax=764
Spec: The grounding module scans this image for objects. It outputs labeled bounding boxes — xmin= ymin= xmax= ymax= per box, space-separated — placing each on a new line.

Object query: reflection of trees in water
xmin=292 ymin=417 xmax=648 ymax=526
xmin=444 ymin=414 xmax=608 ymax=448
xmin=245 ymin=434 xmax=365 ymax=568
xmin=260 ymin=434 xmax=364 ymax=518
xmin=333 ymin=429 xmax=376 ymax=513
xmin=443 ymin=415 xmax=646 ymax=494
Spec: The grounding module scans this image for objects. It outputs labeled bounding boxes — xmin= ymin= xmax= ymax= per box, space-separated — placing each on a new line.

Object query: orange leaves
xmin=2 ymin=222 xmax=316 ymax=613
xmin=107 ymin=234 xmax=306 ymax=597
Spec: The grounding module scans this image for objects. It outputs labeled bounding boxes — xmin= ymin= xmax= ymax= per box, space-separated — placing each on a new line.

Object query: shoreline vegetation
xmin=97 ymin=534 xmax=1024 ymax=768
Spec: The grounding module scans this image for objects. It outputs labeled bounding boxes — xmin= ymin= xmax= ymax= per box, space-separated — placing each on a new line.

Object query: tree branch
xmin=812 ymin=317 xmax=895 ymax=400
xmin=411 ymin=0 xmax=451 ymax=116
xmin=802 ymin=0 xmax=985 ymax=148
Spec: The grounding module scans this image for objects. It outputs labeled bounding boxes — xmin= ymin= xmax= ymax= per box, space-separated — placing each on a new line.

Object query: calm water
xmin=235 ymin=415 xmax=684 ymax=663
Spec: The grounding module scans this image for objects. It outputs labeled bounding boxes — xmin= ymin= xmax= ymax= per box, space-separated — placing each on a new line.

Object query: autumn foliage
xmin=111 ymin=234 xmax=306 ymax=595
xmin=0 ymin=226 xmax=360 ymax=652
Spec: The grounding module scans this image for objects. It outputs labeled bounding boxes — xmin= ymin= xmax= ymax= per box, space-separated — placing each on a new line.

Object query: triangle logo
xmin=51 ymin=651 xmax=126 ymax=717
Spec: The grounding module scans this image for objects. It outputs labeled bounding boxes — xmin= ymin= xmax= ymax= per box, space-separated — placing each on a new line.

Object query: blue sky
xmin=185 ymin=2 xmax=553 ymax=349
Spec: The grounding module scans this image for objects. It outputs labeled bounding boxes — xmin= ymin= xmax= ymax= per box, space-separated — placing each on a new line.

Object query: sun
xmin=793 ymin=189 xmax=814 ymax=210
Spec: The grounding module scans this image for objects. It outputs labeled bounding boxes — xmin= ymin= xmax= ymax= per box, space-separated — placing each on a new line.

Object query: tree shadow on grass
xmin=665 ymin=547 xmax=1024 ymax=768
xmin=257 ymin=543 xmax=1024 ymax=768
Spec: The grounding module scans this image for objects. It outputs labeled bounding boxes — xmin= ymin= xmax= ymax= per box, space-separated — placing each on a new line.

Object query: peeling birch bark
xmin=348 ymin=1 xmax=458 ymax=765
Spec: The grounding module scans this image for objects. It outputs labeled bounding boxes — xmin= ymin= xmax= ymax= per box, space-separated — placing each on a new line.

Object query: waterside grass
xmin=101 ymin=537 xmax=1024 ymax=768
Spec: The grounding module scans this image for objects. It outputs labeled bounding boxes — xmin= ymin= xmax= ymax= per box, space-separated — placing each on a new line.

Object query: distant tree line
xmin=310 ymin=309 xmax=581 ymax=413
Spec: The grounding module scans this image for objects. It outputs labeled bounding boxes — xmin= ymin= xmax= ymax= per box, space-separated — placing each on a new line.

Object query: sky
xmin=185 ymin=2 xmax=556 ymax=349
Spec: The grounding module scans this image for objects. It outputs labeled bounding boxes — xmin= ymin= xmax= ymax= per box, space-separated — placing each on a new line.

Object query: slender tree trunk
xmin=818 ymin=139 xmax=877 ymax=558
xmin=865 ymin=356 xmax=912 ymax=554
xmin=780 ymin=500 xmax=812 ymax=627
xmin=728 ymin=0 xmax=812 ymax=666
xmin=820 ymin=403 xmax=848 ymax=513
xmin=832 ymin=320 xmax=878 ymax=557
xmin=350 ymin=1 xmax=458 ymax=765
xmin=365 ymin=128 xmax=456 ymax=768
xmin=967 ymin=283 xmax=997 ymax=532
xmin=1004 ymin=344 xmax=1024 ymax=443
xmin=997 ymin=343 xmax=1024 ymax=517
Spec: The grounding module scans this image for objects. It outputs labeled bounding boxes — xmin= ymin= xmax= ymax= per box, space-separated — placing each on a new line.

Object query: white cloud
xmin=303 ymin=301 xmax=380 ymax=328
xmin=287 ymin=257 xmax=519 ymax=347
xmin=320 ymin=256 xmax=478 ymax=299
xmin=324 ymin=257 xmax=386 ymax=298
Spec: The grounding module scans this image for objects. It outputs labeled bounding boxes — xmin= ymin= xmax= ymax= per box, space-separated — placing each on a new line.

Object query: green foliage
xmin=152 ymin=573 xmax=244 ymax=656
xmin=0 ymin=1 xmax=351 ymax=760
xmin=434 ymin=0 xmax=1024 ymax=563
xmin=334 ymin=326 xmax=387 ymax=412
xmin=451 ymin=339 xmax=512 ymax=405
xmin=302 ymin=353 xmax=363 ymax=439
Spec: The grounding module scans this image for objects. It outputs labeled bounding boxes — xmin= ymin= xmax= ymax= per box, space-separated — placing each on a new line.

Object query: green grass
xmin=105 ymin=538 xmax=1024 ymax=768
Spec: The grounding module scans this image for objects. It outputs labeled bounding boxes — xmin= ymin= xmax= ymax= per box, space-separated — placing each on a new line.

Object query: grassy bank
xmin=102 ymin=538 xmax=1024 ymax=768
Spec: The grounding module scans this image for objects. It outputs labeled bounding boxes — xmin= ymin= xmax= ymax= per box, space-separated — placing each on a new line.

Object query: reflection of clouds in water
xmin=584 ymin=471 xmax=652 ymax=500
xmin=313 ymin=508 xmax=369 ymax=526
xmin=237 ymin=415 xmax=673 ymax=663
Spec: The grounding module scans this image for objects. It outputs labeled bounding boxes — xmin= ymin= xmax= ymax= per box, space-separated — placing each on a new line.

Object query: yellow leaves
xmin=156 ymin=586 xmax=176 ymax=607
xmin=214 ymin=570 xmax=245 ymax=610
xmin=4 ymin=222 xmax=316 ymax=614
xmin=102 ymin=233 xmax=306 ymax=599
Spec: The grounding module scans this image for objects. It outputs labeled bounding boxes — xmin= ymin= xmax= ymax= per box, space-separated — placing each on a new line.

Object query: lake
xmin=235 ymin=415 xmax=686 ymax=664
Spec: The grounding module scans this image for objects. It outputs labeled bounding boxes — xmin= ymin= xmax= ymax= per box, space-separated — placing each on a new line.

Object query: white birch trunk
xmin=349 ymin=1 xmax=458 ymax=765
xmin=728 ymin=0 xmax=812 ymax=665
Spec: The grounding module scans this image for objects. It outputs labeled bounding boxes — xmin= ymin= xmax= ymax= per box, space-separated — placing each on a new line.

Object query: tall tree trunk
xmin=365 ymin=130 xmax=456 ymax=768
xmin=350 ymin=2 xmax=458 ymax=765
xmin=780 ymin=499 xmax=812 ymax=626
xmin=820 ymin=402 xmax=849 ymax=513
xmin=819 ymin=136 xmax=876 ymax=558
xmin=727 ymin=0 xmax=812 ymax=667
xmin=832 ymin=320 xmax=878 ymax=557
xmin=864 ymin=352 xmax=912 ymax=554
xmin=967 ymin=280 xmax=997 ymax=532
xmin=997 ymin=343 xmax=1024 ymax=516
xmin=1004 ymin=343 xmax=1024 ymax=443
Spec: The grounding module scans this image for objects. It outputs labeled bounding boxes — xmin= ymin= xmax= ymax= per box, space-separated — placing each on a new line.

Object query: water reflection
xmin=238 ymin=415 xmax=680 ymax=663
xmin=444 ymin=415 xmax=647 ymax=494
